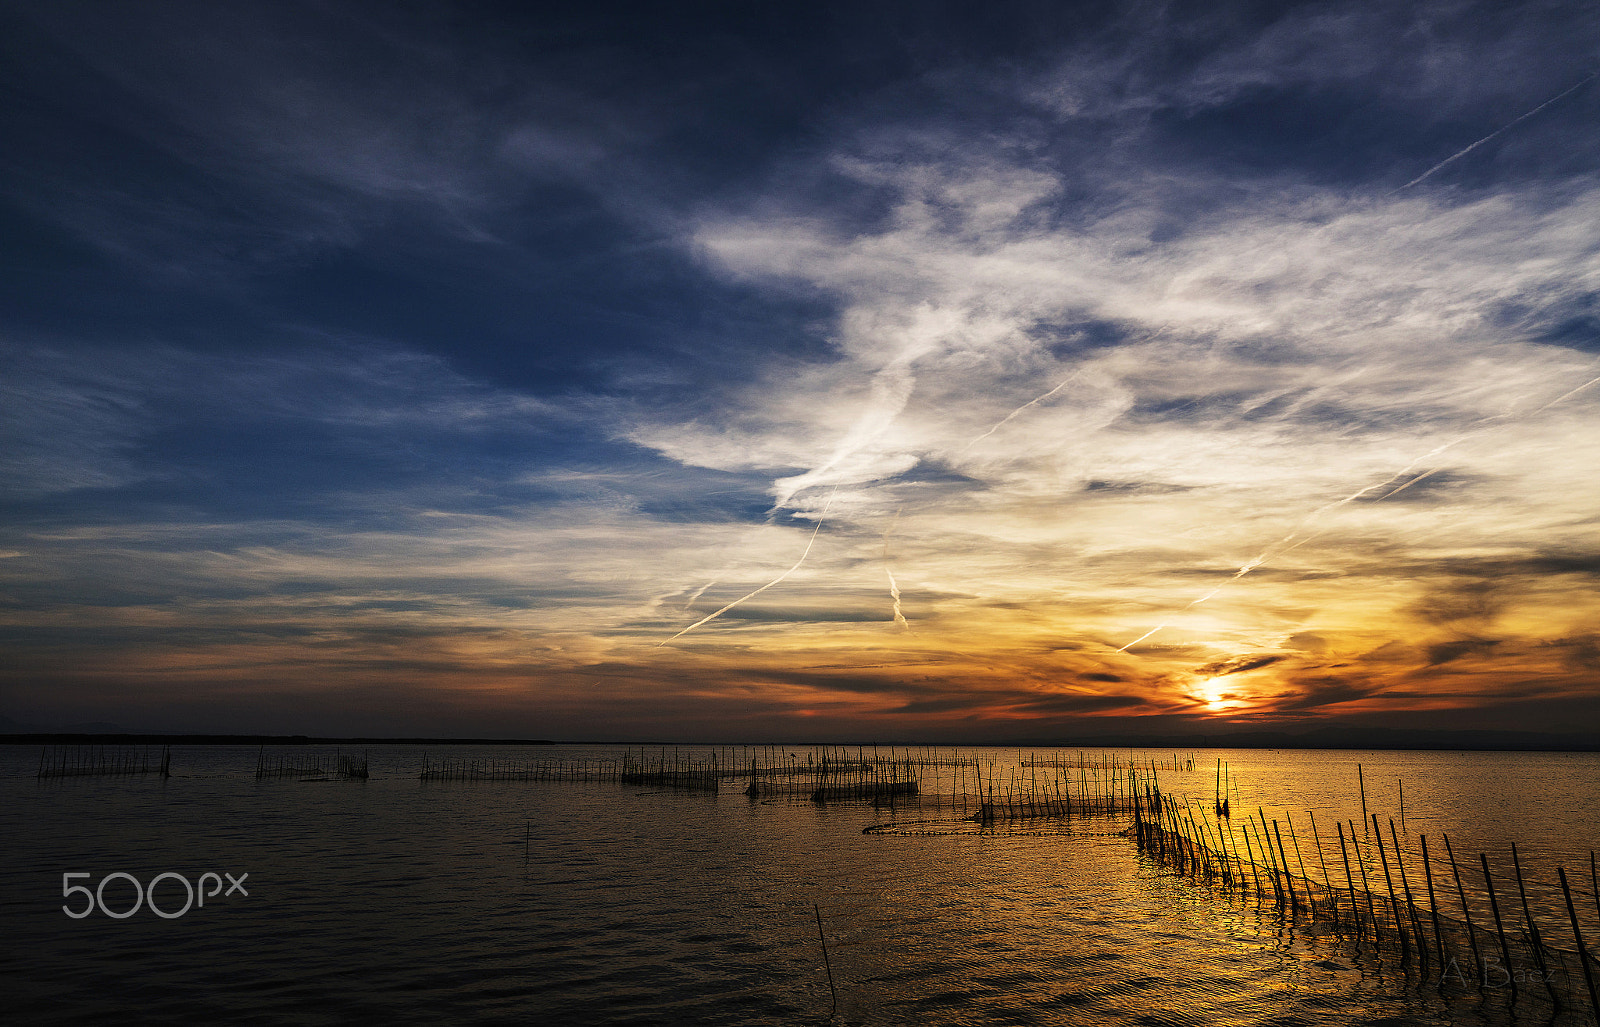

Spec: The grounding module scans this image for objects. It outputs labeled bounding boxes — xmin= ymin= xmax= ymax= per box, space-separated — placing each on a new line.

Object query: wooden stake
xmin=1591 ymin=851 xmax=1599 ymax=929
xmin=814 ymin=903 xmax=838 ymax=1017
xmin=1372 ymin=813 xmax=1410 ymax=963
xmin=1558 ymin=866 xmax=1600 ymax=1024
xmin=1274 ymin=820 xmax=1300 ymax=917
xmin=1481 ymin=853 xmax=1517 ymax=997
xmin=1339 ymin=822 xmax=1362 ymax=939
xmin=1285 ymin=814 xmax=1315 ymax=914
xmin=1349 ymin=822 xmax=1378 ymax=943
xmin=1308 ymin=810 xmax=1335 ymax=917
xmin=1510 ymin=842 xmax=1557 ymax=1004
xmin=1421 ymin=835 xmax=1445 ymax=974
xmin=1389 ymin=818 xmax=1427 ymax=968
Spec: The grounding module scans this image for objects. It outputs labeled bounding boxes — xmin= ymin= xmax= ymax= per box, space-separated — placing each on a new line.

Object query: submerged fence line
xmin=256 ymin=746 xmax=368 ymax=780
xmin=737 ymin=745 xmax=1201 ymax=813
xmin=36 ymin=744 xmax=170 ymax=779
xmin=744 ymin=749 xmax=918 ymax=803
xmin=1132 ymin=772 xmax=1600 ymax=1022
xmin=405 ymin=744 xmax=1191 ymax=810
xmin=421 ymin=754 xmax=629 ymax=783
xmin=420 ymin=748 xmax=719 ymax=790
xmin=406 ymin=744 xmax=1187 ymax=808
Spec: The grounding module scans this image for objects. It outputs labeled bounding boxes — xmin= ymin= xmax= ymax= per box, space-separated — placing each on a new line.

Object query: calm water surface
xmin=4 ymin=744 xmax=1597 ymax=1025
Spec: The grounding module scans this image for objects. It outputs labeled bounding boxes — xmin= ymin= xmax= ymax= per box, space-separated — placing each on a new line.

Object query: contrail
xmin=886 ymin=567 xmax=908 ymax=629
xmin=1531 ymin=372 xmax=1600 ymax=413
xmin=768 ymin=355 xmax=921 ymax=513
xmin=1113 ymin=367 xmax=1600 ymax=652
xmin=1114 ymin=584 xmax=1225 ymax=652
xmin=962 ymin=371 xmax=1084 ymax=453
xmin=1392 ymin=73 xmax=1596 ymax=192
xmin=1115 ymin=623 xmax=1166 ymax=653
xmin=961 ymin=328 xmax=1173 ymax=455
xmin=881 ymin=506 xmax=908 ymax=629
xmin=658 ymin=490 xmax=837 ymax=645
xmin=1378 ymin=466 xmax=1446 ymax=502
xmin=682 ymin=579 xmax=717 ymax=611
xmin=1115 ymin=444 xmax=1459 ymax=651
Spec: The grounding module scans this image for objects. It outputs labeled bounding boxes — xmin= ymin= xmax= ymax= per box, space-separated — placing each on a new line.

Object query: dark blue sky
xmin=3 ymin=0 xmax=1599 ymax=739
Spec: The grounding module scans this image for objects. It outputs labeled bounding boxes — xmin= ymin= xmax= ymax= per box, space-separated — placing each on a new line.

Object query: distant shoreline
xmin=2 ymin=729 xmax=1596 ymax=750
xmin=0 ymin=733 xmax=557 ymax=746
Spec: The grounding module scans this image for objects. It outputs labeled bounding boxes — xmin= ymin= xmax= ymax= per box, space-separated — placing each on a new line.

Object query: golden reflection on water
xmin=808 ymin=831 xmax=1373 ymax=1025
xmin=740 ymin=802 xmax=1510 ymax=1026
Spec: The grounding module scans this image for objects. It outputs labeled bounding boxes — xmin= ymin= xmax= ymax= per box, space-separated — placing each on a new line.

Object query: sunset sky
xmin=3 ymin=1 xmax=1599 ymax=740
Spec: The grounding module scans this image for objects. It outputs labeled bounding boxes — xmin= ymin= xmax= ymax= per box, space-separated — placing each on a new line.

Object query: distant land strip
xmin=0 ymin=734 xmax=556 ymax=746
xmin=995 ymin=727 xmax=1600 ymax=751
xmin=0 ymin=727 xmax=1597 ymax=750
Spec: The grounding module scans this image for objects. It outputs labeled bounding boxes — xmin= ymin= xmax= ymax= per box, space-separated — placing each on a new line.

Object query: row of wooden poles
xmin=1133 ymin=772 xmax=1600 ymax=1021
xmin=255 ymin=747 xmax=369 ymax=779
xmin=33 ymin=744 xmax=371 ymax=780
xmin=420 ymin=747 xmax=720 ymax=788
xmin=416 ymin=746 xmax=1191 ymax=812
xmin=734 ymin=746 xmax=1186 ymax=813
xmin=419 ymin=746 xmax=916 ymax=799
xmin=744 ymin=747 xmax=919 ymax=802
xmin=36 ymin=744 xmax=170 ymax=778
xmin=29 ymin=742 xmax=1191 ymax=791
xmin=966 ymin=753 xmax=1176 ymax=822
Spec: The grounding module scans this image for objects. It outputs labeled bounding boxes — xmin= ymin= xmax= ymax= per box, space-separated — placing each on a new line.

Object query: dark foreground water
xmin=4 ymin=745 xmax=1597 ymax=1025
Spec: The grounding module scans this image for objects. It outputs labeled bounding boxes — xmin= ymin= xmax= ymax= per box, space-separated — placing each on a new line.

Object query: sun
xmin=1194 ymin=679 xmax=1244 ymax=711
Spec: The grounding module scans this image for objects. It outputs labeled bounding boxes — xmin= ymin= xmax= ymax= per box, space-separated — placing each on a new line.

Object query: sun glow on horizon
xmin=1195 ymin=678 xmax=1253 ymax=713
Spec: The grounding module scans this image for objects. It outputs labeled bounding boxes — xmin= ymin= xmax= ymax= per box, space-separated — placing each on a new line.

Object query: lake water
xmin=4 ymin=744 xmax=1597 ymax=1025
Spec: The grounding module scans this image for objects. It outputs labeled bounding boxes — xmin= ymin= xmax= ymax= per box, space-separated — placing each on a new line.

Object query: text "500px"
xmin=62 ymin=871 xmax=249 ymax=919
